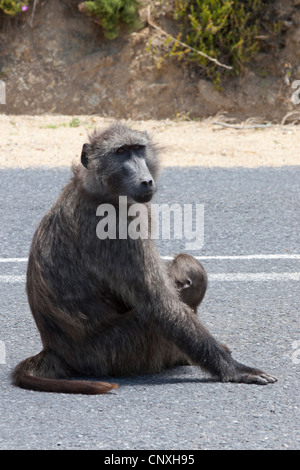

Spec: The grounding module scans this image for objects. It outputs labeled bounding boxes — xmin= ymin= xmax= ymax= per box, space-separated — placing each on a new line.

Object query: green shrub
xmin=80 ymin=0 xmax=140 ymax=39
xmin=0 ymin=0 xmax=28 ymax=15
xmin=173 ymin=0 xmax=282 ymax=83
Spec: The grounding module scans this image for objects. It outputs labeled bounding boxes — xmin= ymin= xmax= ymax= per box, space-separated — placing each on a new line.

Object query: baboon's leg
xmin=82 ymin=255 xmax=208 ymax=375
xmin=72 ymin=315 xmax=188 ymax=376
xmin=70 ymin=255 xmax=225 ymax=376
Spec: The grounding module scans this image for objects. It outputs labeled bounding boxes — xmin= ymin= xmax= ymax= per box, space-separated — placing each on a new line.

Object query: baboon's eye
xmin=133 ymin=145 xmax=146 ymax=152
xmin=116 ymin=147 xmax=125 ymax=154
xmin=176 ymin=281 xmax=184 ymax=288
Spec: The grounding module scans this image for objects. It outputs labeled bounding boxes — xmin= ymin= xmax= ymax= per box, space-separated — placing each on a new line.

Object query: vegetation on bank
xmin=0 ymin=0 xmax=28 ymax=15
xmin=0 ymin=0 xmax=283 ymax=82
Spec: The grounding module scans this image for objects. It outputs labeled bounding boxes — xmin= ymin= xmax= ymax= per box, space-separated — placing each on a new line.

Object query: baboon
xmin=12 ymin=123 xmax=277 ymax=394
xmin=166 ymin=253 xmax=231 ymax=355
xmin=165 ymin=253 xmax=208 ymax=312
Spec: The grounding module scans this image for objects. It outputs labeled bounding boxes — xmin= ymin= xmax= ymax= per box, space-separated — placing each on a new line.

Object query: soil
xmin=0 ymin=1 xmax=300 ymax=169
xmin=1 ymin=0 xmax=300 ymax=122
xmin=0 ymin=114 xmax=299 ymax=168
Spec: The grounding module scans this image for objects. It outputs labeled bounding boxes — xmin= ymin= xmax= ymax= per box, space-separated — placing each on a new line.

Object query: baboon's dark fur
xmin=166 ymin=254 xmax=231 ymax=355
xmin=12 ymin=123 xmax=277 ymax=393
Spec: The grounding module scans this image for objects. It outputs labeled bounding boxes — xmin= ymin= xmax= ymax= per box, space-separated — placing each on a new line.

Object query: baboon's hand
xmin=228 ymin=362 xmax=277 ymax=385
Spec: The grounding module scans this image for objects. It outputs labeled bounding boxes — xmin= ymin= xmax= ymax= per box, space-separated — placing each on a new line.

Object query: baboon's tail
xmin=12 ymin=351 xmax=118 ymax=395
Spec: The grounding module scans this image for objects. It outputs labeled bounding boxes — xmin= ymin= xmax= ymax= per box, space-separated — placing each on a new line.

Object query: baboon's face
xmin=104 ymin=144 xmax=156 ymax=203
xmin=81 ymin=125 xmax=160 ymax=203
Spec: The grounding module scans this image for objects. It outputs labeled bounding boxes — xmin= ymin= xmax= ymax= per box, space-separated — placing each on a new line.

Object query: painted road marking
xmin=0 ymin=273 xmax=299 ymax=283
xmin=1 ymin=255 xmax=299 ymax=283
xmin=1 ymin=254 xmax=300 ymax=262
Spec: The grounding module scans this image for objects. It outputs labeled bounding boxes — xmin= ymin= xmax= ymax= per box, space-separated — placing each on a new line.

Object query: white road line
xmin=0 ymin=340 xmax=6 ymax=365
xmin=0 ymin=273 xmax=299 ymax=284
xmin=1 ymin=255 xmax=299 ymax=283
xmin=0 ymin=254 xmax=300 ymax=262
xmin=0 ymin=275 xmax=26 ymax=283
xmin=209 ymin=272 xmax=300 ymax=282
xmin=0 ymin=258 xmax=28 ymax=263
xmin=162 ymin=254 xmax=300 ymax=260
xmin=0 ymin=258 xmax=28 ymax=262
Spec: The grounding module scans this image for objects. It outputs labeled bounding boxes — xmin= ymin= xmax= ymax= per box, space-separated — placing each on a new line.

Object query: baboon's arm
xmin=108 ymin=246 xmax=276 ymax=384
xmin=106 ymin=248 xmax=232 ymax=379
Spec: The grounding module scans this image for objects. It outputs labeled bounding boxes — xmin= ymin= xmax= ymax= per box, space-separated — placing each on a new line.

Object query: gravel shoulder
xmin=1 ymin=114 xmax=299 ymax=168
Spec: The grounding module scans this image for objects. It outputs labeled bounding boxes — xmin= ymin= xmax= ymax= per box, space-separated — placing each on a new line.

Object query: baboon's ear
xmin=81 ymin=143 xmax=90 ymax=168
xmin=180 ymin=278 xmax=192 ymax=289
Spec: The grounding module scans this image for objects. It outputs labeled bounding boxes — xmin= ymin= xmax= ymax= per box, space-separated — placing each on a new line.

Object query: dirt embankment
xmin=1 ymin=0 xmax=300 ymax=122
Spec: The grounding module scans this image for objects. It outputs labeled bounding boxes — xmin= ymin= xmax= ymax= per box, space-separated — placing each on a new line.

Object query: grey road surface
xmin=0 ymin=166 xmax=299 ymax=450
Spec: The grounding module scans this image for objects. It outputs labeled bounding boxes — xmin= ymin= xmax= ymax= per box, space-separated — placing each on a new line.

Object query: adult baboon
xmin=12 ymin=123 xmax=276 ymax=394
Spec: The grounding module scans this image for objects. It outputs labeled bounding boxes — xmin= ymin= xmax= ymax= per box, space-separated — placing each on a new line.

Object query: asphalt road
xmin=0 ymin=166 xmax=299 ymax=450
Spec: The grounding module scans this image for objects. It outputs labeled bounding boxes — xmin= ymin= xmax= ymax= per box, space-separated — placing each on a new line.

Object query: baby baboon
xmin=165 ymin=253 xmax=208 ymax=312
xmin=12 ymin=123 xmax=276 ymax=394
xmin=166 ymin=253 xmax=231 ymax=355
